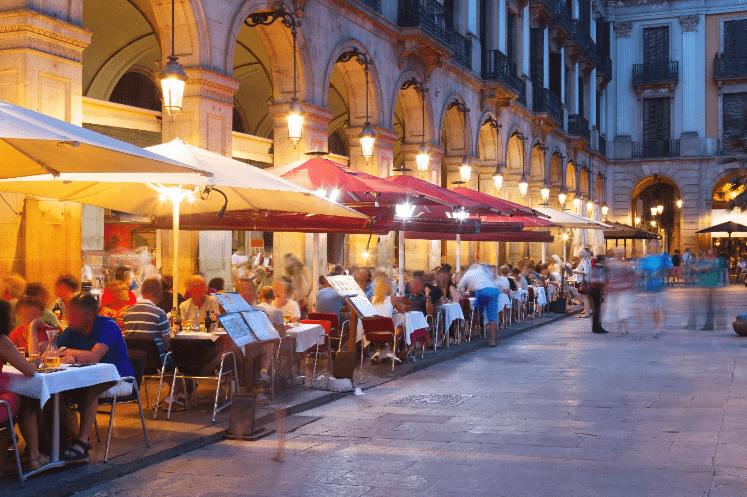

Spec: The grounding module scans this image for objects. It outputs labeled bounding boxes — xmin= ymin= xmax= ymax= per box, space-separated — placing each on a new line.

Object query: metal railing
xmin=567 ymin=114 xmax=590 ymax=142
xmin=632 ymin=61 xmax=679 ymax=85
xmin=533 ymin=87 xmax=562 ymax=123
xmin=451 ymin=30 xmax=472 ymax=70
xmin=599 ymin=136 xmax=607 ymax=157
xmin=570 ymin=20 xmax=599 ymax=67
xmin=597 ymin=55 xmax=612 ymax=79
xmin=714 ymin=53 xmax=747 ymax=80
xmin=482 ymin=49 xmax=525 ymax=97
xmin=632 ymin=139 xmax=680 ymax=158
xmin=349 ymin=0 xmax=381 ymax=13
xmin=718 ymin=138 xmax=747 ymax=155
xmin=397 ymin=0 xmax=452 ymax=44
xmin=550 ymin=3 xmax=573 ymax=35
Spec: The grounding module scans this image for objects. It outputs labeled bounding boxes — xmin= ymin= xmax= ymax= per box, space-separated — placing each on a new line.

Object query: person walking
xmin=671 ymin=249 xmax=682 ymax=284
xmin=458 ymin=263 xmax=501 ymax=347
xmin=639 ymin=241 xmax=672 ymax=338
xmin=588 ymin=255 xmax=609 ymax=334
xmin=573 ymin=251 xmax=592 ymax=318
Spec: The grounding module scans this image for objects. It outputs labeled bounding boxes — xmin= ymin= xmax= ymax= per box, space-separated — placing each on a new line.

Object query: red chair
xmin=299 ymin=319 xmax=332 ymax=387
xmin=308 ymin=312 xmax=349 ymax=352
xmin=409 ymin=327 xmax=429 ymax=360
xmin=361 ymin=316 xmax=403 ymax=372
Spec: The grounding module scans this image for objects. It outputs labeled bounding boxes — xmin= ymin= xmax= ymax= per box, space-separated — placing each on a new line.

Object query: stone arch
xmin=225 ymin=1 xmax=311 ymax=102
xmin=566 ymin=161 xmax=577 ymax=192
xmin=529 ymin=144 xmax=545 ymax=180
xmin=505 ymin=128 xmax=524 ymax=173
xmin=632 ymin=174 xmax=682 ymax=252
xmin=151 ymin=0 xmax=211 ymax=68
xmin=549 ymin=153 xmax=563 ymax=186
xmin=86 ymin=36 xmax=161 ymax=101
xmin=321 ymin=40 xmax=382 ymax=128
xmin=390 ymin=71 xmax=434 ymax=144
xmin=440 ymin=93 xmax=472 ymax=156
xmin=709 ymin=169 xmax=741 ymax=208
xmin=579 ymin=168 xmax=590 ymax=197
xmin=477 ymin=112 xmax=500 ymax=166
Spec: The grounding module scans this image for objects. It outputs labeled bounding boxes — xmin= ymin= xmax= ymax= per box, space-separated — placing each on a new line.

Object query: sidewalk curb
xmin=6 ymin=308 xmax=579 ymax=497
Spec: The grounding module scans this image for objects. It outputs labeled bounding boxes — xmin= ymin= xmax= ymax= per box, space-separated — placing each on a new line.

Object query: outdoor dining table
xmin=532 ymin=286 xmax=548 ymax=307
xmin=285 ymin=323 xmax=326 ymax=353
xmin=0 ymin=363 xmax=120 ymax=478
xmin=391 ymin=311 xmax=430 ymax=345
xmin=436 ymin=302 xmax=465 ymax=347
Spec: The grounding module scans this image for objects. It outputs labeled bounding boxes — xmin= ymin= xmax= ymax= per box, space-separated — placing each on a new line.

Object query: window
xmin=549 ymin=53 xmax=562 ymax=99
xmin=643 ymin=97 xmax=670 ymax=141
xmin=530 ymin=28 xmax=544 ymax=87
xmin=722 ymin=92 xmax=747 ymax=151
xmin=643 ymin=27 xmax=669 ymax=64
xmin=506 ymin=12 xmax=516 ymax=61
xmin=109 ymin=72 xmax=161 ymax=112
xmin=578 ymin=76 xmax=584 ymax=117
xmin=724 ymin=19 xmax=747 ymax=60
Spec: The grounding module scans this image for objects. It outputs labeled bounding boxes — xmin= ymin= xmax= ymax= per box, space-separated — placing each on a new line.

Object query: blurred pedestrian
xmin=588 ymin=255 xmax=609 ymax=334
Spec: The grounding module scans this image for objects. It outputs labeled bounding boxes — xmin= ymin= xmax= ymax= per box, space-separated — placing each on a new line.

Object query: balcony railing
xmin=349 ymin=0 xmax=381 ymax=13
xmin=482 ymin=49 xmax=526 ymax=99
xmin=451 ymin=30 xmax=472 ymax=70
xmin=632 ymin=61 xmax=679 ymax=85
xmin=598 ymin=136 xmax=607 ymax=157
xmin=714 ymin=53 xmax=747 ymax=80
xmin=597 ymin=55 xmax=612 ymax=80
xmin=570 ymin=20 xmax=599 ymax=67
xmin=533 ymin=87 xmax=562 ymax=123
xmin=632 ymin=139 xmax=680 ymax=158
xmin=550 ymin=3 xmax=573 ymax=35
xmin=567 ymin=114 xmax=590 ymax=142
xmin=397 ymin=0 xmax=452 ymax=44
xmin=718 ymin=138 xmax=747 ymax=155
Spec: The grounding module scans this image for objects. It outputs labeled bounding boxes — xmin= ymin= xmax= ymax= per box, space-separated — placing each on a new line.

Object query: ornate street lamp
xmin=540 ymin=184 xmax=550 ymax=202
xmin=398 ymin=79 xmax=429 ymax=174
xmin=518 ymin=175 xmax=529 ymax=197
xmin=246 ymin=6 xmax=305 ymax=146
xmin=676 ymin=199 xmax=683 ymax=208
xmin=558 ymin=188 xmax=567 ymax=207
xmin=447 ymin=100 xmax=471 ymax=186
xmin=492 ymin=167 xmax=504 ymax=191
xmin=159 ymin=0 xmax=188 ymax=118
xmin=483 ymin=117 xmax=504 ymax=192
xmin=337 ymin=48 xmax=376 ymax=161
xmin=601 ymin=204 xmax=609 ymax=217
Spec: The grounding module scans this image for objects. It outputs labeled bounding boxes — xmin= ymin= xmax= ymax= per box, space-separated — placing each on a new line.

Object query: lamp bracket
xmin=245 ymin=7 xmax=301 ymax=30
xmin=337 ymin=48 xmax=372 ymax=70
xmin=401 ymin=79 xmax=428 ymax=97
xmin=446 ymin=100 xmax=469 ymax=116
xmin=483 ymin=117 xmax=501 ymax=129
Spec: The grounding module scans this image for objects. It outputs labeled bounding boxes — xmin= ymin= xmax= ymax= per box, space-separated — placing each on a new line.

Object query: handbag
xmin=578 ymin=280 xmax=589 ymax=294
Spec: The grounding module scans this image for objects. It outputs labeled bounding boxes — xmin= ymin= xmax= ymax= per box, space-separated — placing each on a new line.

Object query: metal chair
xmin=307 ymin=312 xmax=349 ymax=352
xmin=168 ymin=338 xmax=238 ymax=422
xmin=361 ymin=316 xmax=403 ymax=372
xmin=299 ymin=319 xmax=333 ymax=387
xmin=0 ymin=399 xmax=23 ymax=486
xmin=96 ymin=350 xmax=150 ymax=462
xmin=124 ymin=335 xmax=173 ymax=419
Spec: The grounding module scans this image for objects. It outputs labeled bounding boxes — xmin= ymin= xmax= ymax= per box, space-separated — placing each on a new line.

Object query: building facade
xmin=0 ymin=0 xmax=744 ymax=288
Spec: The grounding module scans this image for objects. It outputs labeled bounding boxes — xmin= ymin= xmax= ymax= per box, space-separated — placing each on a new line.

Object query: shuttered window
xmin=724 ymin=20 xmax=747 ymax=60
xmin=722 ymin=92 xmax=747 ymax=151
xmin=643 ymin=27 xmax=669 ymax=64
xmin=530 ymin=28 xmax=544 ymax=87
xmin=643 ymin=98 xmax=670 ymax=141
xmin=507 ymin=12 xmax=516 ymax=62
xmin=549 ymin=53 xmax=562 ymax=99
xmin=578 ymin=77 xmax=584 ymax=117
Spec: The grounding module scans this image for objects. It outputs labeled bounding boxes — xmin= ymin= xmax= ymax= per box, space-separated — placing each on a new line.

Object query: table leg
xmin=52 ymin=393 xmax=60 ymax=463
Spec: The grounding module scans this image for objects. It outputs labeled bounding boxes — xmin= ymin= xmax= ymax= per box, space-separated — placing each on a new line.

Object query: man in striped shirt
xmin=123 ymin=278 xmax=171 ymax=367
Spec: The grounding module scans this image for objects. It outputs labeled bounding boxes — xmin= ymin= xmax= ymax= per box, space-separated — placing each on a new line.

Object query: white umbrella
xmin=0 ymin=99 xmax=197 ymax=178
xmin=534 ymin=207 xmax=613 ymax=229
xmin=0 ymin=139 xmax=365 ymax=308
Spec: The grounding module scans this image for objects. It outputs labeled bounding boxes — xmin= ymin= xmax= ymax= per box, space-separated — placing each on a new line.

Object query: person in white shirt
xmin=271 ymin=279 xmax=300 ymax=323
xmin=458 ymin=263 xmax=500 ymax=347
xmin=178 ymin=275 xmax=220 ymax=326
xmin=573 ymin=250 xmax=592 ymax=318
xmin=494 ymin=266 xmax=512 ymax=295
xmin=257 ymin=286 xmax=285 ymax=326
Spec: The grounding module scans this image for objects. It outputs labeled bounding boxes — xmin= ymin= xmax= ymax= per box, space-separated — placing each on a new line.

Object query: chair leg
xmin=143 ymin=377 xmax=149 ymax=409
xmin=167 ymin=370 xmax=178 ymax=420
xmin=104 ymin=396 xmax=117 ymax=463
xmin=391 ymin=334 xmax=396 ymax=372
xmin=94 ymin=417 xmax=100 ymax=443
xmin=311 ymin=339 xmax=320 ymax=389
xmin=136 ymin=389 xmax=150 ymax=449
xmin=2 ymin=402 xmax=24 ymax=487
xmin=153 ymin=367 xmax=166 ymax=420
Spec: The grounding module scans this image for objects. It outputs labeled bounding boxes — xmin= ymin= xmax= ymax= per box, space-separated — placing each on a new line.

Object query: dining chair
xmin=299 ymin=319 xmax=332 ymax=387
xmin=124 ymin=335 xmax=173 ymax=418
xmin=307 ymin=312 xmax=349 ymax=352
xmin=361 ymin=316 xmax=402 ymax=372
xmin=0 ymin=399 xmax=24 ymax=486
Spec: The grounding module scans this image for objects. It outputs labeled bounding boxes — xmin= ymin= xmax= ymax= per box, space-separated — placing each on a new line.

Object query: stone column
xmin=600 ymin=89 xmax=606 ymax=136
xmin=572 ymin=0 xmax=579 ymax=19
xmin=498 ymin=0 xmax=506 ymax=53
xmin=679 ymin=15 xmax=701 ymax=155
xmin=453 ymin=0 xmax=467 ymax=35
xmin=521 ymin=4 xmax=530 ymax=77
xmin=0 ymin=8 xmax=91 ymax=292
xmin=160 ymin=68 xmax=240 ymax=291
xmin=270 ymin=102 xmax=333 ymax=166
xmin=614 ymin=22 xmax=633 ymax=158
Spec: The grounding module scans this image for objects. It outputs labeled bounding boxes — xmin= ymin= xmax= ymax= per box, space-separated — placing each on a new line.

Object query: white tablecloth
xmin=437 ymin=302 xmax=464 ymax=332
xmin=286 ymin=323 xmax=325 ymax=352
xmin=173 ymin=330 xmax=224 ymax=341
xmin=513 ymin=289 xmax=529 ymax=302
xmin=498 ymin=293 xmax=512 ymax=311
xmin=532 ymin=286 xmax=547 ymax=306
xmin=0 ymin=363 xmax=120 ymax=408
xmin=392 ymin=311 xmax=429 ymax=345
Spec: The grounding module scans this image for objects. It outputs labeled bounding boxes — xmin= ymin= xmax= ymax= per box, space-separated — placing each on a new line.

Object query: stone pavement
xmin=67 ymin=286 xmax=747 ymax=496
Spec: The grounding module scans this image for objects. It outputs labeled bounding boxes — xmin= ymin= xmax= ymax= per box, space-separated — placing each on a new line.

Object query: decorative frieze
xmin=0 ymin=10 xmax=91 ymax=63
xmin=614 ymin=21 xmax=633 ymax=39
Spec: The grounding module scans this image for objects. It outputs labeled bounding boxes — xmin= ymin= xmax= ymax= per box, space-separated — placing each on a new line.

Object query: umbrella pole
xmin=398 ymin=230 xmax=405 ymax=295
xmin=494 ymin=241 xmax=499 ymax=276
xmin=541 ymin=242 xmax=547 ymax=264
xmin=456 ymin=234 xmax=461 ymax=276
xmin=312 ymin=233 xmax=319 ymax=309
xmin=172 ymin=198 xmax=180 ymax=311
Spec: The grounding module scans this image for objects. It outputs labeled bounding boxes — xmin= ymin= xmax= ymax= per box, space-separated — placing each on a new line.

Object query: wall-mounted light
xmin=338 ymin=48 xmax=376 ymax=161
xmin=635 ymin=216 xmax=641 ymax=225
xmin=401 ymin=78 xmax=429 ymax=175
xmin=159 ymin=0 xmax=188 ymax=118
xmin=676 ymin=199 xmax=683 ymax=208
xmin=651 ymin=220 xmax=657 ymax=227
xmin=573 ymin=195 xmax=581 ymax=209
xmin=540 ymin=185 xmax=550 ymax=201
xmin=586 ymin=200 xmax=594 ymax=212
xmin=650 ymin=206 xmax=657 ymax=216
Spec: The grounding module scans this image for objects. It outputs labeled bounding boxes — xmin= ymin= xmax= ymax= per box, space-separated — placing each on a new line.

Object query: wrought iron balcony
xmin=632 ymin=139 xmax=680 ymax=158
xmin=550 ymin=3 xmax=573 ymax=37
xmin=451 ymin=30 xmax=472 ymax=71
xmin=482 ymin=49 xmax=525 ymax=98
xmin=569 ymin=20 xmax=599 ymax=67
xmin=533 ymin=87 xmax=562 ymax=124
xmin=714 ymin=53 xmax=747 ymax=81
xmin=599 ymin=136 xmax=607 ymax=158
xmin=597 ymin=54 xmax=612 ymax=80
xmin=398 ymin=0 xmax=452 ymax=45
xmin=567 ymin=114 xmax=590 ymax=143
xmin=530 ymin=0 xmax=561 ymax=25
xmin=632 ymin=61 xmax=679 ymax=86
xmin=348 ymin=0 xmax=381 ymax=13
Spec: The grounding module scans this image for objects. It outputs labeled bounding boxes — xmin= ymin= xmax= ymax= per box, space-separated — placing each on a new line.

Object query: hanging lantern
xmin=573 ymin=195 xmax=581 ymax=208
xmin=459 ymin=158 xmax=472 ymax=183
xmin=650 ymin=206 xmax=658 ymax=216
xmin=656 ymin=204 xmax=664 ymax=215
xmin=492 ymin=168 xmax=504 ymax=191
xmin=586 ymin=200 xmax=594 ymax=212
xmin=359 ymin=122 xmax=376 ymax=162
xmin=159 ymin=56 xmax=188 ymax=119
xmin=416 ymin=144 xmax=430 ymax=172
xmin=286 ymin=98 xmax=305 ymax=147
xmin=518 ymin=175 xmax=529 ymax=197
xmin=558 ymin=189 xmax=567 ymax=206
xmin=676 ymin=199 xmax=683 ymax=208
xmin=635 ymin=216 xmax=641 ymax=225
xmin=601 ymin=204 xmax=609 ymax=216
xmin=540 ymin=186 xmax=550 ymax=201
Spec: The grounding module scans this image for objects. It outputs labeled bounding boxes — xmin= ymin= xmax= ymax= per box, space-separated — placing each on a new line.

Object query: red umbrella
xmin=452 ymin=186 xmax=541 ymax=217
xmin=385 ymin=175 xmax=500 ymax=215
xmin=267 ymin=158 xmax=444 ymax=208
xmin=406 ymin=230 xmax=555 ymax=243
xmin=481 ymin=215 xmax=557 ymax=229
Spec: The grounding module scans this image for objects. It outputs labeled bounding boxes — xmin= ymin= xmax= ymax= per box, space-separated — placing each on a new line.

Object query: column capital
xmin=614 ymin=21 xmax=633 ymax=39
xmin=183 ymin=68 xmax=240 ymax=106
xmin=679 ymin=15 xmax=699 ymax=33
xmin=0 ymin=9 xmax=91 ymax=63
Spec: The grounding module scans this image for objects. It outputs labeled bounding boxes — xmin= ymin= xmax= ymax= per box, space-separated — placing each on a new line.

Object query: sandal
xmin=29 ymin=454 xmax=50 ymax=470
xmin=61 ymin=438 xmax=90 ymax=463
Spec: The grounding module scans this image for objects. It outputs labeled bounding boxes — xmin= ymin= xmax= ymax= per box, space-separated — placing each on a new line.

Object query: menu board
xmin=215 ymin=292 xmax=252 ymax=314
xmin=324 ymin=275 xmax=380 ymax=319
xmin=217 ymin=313 xmax=257 ymax=347
xmin=324 ymin=275 xmax=362 ymax=297
xmin=241 ymin=311 xmax=281 ymax=341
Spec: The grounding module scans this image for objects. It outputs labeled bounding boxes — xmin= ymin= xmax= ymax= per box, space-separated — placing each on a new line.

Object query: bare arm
xmin=61 ymin=343 xmax=109 ymax=364
xmin=391 ymin=296 xmax=407 ymax=314
xmin=0 ymin=336 xmax=36 ymax=377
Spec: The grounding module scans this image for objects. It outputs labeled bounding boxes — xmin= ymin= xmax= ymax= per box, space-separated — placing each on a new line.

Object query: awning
xmin=385 ymin=175 xmax=500 ymax=215
xmin=452 ymin=187 xmax=543 ymax=217
xmin=533 ymin=207 xmax=613 ymax=229
xmin=481 ymin=215 xmax=557 ymax=228
xmin=604 ymin=222 xmax=660 ymax=240
xmin=405 ymin=230 xmax=554 ymax=243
